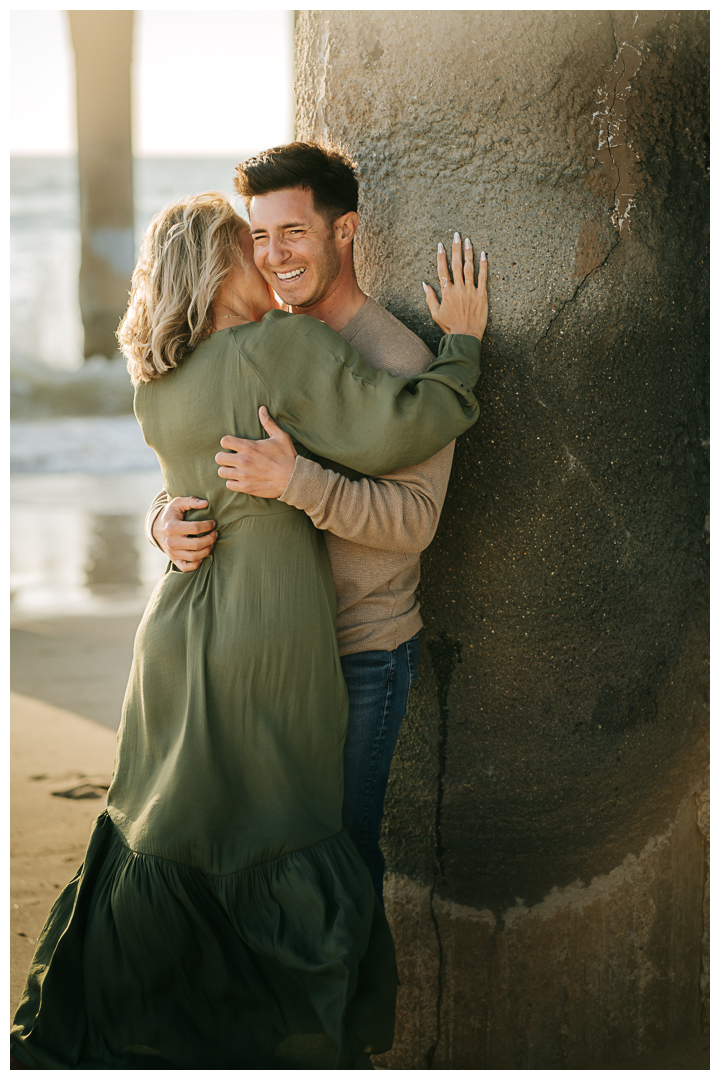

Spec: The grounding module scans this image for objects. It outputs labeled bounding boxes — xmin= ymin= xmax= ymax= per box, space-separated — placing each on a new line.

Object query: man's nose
xmin=268 ymin=234 xmax=290 ymax=264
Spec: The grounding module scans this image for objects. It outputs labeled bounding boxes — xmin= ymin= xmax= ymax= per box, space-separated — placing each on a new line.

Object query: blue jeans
xmin=340 ymin=632 xmax=420 ymax=904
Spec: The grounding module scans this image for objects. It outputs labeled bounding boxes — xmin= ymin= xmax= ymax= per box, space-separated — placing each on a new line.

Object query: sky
xmin=10 ymin=10 xmax=294 ymax=156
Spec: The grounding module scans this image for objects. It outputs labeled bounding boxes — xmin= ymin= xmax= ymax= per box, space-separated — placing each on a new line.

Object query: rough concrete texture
xmin=296 ymin=9 xmax=709 ymax=1067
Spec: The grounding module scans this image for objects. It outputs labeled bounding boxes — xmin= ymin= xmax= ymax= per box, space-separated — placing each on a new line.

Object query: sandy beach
xmin=10 ymin=610 xmax=135 ymax=1020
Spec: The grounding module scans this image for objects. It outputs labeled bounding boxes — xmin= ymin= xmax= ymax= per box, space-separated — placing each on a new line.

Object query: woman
xmin=11 ymin=192 xmax=487 ymax=1069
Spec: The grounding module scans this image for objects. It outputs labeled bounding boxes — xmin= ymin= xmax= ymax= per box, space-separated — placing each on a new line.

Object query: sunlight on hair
xmin=118 ymin=192 xmax=246 ymax=384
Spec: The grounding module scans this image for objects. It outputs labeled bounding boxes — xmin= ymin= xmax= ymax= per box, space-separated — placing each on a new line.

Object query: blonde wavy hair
xmin=118 ymin=191 xmax=248 ymax=385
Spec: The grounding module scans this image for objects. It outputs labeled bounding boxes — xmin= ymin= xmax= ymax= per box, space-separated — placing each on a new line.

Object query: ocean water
xmin=11 ymin=415 xmax=159 ymax=474
xmin=10 ymin=156 xmax=245 ymax=614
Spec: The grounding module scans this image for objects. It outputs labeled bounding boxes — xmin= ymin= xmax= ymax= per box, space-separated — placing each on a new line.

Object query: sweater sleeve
xmin=145 ymin=488 xmax=170 ymax=549
xmin=236 ymin=312 xmax=480 ymax=477
xmin=278 ymin=443 xmax=454 ymax=553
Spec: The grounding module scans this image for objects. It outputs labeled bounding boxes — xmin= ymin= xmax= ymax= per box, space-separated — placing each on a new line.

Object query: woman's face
xmin=226 ymin=225 xmax=280 ymax=320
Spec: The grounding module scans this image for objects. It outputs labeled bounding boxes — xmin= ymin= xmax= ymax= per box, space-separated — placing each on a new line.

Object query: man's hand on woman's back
xmin=216 ymin=407 xmax=297 ymax=498
xmin=152 ymin=497 xmax=217 ymax=572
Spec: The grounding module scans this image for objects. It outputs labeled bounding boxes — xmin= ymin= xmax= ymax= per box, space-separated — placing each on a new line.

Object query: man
xmin=146 ymin=141 xmax=487 ymax=903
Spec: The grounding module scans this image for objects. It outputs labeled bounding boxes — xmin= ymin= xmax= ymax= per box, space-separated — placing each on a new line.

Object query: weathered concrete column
xmin=69 ymin=11 xmax=134 ymax=359
xmin=296 ymin=11 xmax=709 ymax=1068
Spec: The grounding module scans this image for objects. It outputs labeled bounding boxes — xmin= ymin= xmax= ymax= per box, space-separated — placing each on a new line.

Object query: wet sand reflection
xmin=11 ymin=471 xmax=168 ymax=618
xmin=85 ymin=514 xmax=143 ymax=594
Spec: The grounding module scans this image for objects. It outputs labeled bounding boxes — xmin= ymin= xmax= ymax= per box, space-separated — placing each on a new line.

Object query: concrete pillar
xmin=296 ymin=10 xmax=709 ymax=1068
xmin=69 ymin=11 xmax=134 ymax=360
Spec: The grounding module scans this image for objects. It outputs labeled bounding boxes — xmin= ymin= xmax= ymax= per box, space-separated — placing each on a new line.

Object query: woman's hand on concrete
xmin=423 ymin=234 xmax=488 ymax=341
xmin=152 ymin=497 xmax=217 ymax=572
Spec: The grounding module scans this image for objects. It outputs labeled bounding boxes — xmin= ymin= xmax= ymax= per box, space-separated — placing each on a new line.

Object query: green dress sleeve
xmin=234 ymin=311 xmax=481 ymax=477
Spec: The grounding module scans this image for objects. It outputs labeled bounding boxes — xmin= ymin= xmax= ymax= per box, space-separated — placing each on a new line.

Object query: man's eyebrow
xmin=250 ymin=221 xmax=308 ymax=234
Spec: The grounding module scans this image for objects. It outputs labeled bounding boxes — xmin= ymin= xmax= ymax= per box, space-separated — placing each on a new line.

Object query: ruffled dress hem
xmin=11 ymin=813 xmax=396 ymax=1070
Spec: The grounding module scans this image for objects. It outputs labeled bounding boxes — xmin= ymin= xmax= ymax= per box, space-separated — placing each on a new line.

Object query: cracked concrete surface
xmin=296 ymin=9 xmax=708 ymax=1068
xmin=533 ymin=234 xmax=620 ymax=351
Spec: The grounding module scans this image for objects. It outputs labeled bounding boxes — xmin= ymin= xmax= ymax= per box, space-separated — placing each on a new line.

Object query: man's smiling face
xmin=249 ymin=187 xmax=344 ymax=310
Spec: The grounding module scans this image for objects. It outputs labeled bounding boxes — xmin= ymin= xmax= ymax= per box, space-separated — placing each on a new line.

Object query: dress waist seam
xmin=217 ymin=505 xmax=300 ymax=531
xmin=104 ymin=813 xmax=347 ymax=879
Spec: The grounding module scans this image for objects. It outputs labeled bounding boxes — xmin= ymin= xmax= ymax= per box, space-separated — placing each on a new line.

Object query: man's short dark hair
xmin=234 ymin=140 xmax=359 ymax=225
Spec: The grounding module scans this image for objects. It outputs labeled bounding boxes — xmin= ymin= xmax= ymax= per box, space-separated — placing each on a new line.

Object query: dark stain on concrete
xmin=425 ymin=631 xmax=464 ymax=1069
xmin=426 ymin=631 xmax=464 ymax=886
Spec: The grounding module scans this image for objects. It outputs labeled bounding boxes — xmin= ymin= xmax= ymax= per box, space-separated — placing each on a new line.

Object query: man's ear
xmin=334 ymin=211 xmax=359 ymax=246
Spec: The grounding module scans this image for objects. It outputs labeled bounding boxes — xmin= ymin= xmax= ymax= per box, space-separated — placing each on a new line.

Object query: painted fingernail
xmin=480 ymin=250 xmax=487 ymax=261
xmin=464 ymin=237 xmax=471 ymax=250
xmin=422 ymin=281 xmax=428 ymax=292
xmin=454 ymin=232 xmax=460 ymax=244
xmin=438 ymin=242 xmax=444 ymax=252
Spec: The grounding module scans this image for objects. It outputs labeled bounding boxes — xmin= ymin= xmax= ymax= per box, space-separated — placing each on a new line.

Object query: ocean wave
xmin=11 ymin=415 xmax=159 ymax=474
xmin=11 ymin=355 xmax=135 ymax=420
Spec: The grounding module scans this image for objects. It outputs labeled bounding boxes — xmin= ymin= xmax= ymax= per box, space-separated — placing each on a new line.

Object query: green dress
xmin=11 ymin=311 xmax=481 ymax=1070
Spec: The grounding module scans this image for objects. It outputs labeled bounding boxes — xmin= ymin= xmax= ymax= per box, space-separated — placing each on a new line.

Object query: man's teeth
xmin=276 ymin=269 xmax=305 ymax=281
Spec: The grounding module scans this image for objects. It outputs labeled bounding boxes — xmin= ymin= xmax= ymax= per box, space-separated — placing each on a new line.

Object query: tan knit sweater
xmin=145 ymin=296 xmax=455 ymax=656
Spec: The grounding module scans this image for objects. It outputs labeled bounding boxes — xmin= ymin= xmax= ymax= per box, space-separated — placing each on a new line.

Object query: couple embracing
xmin=11 ymin=141 xmax=488 ymax=1069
